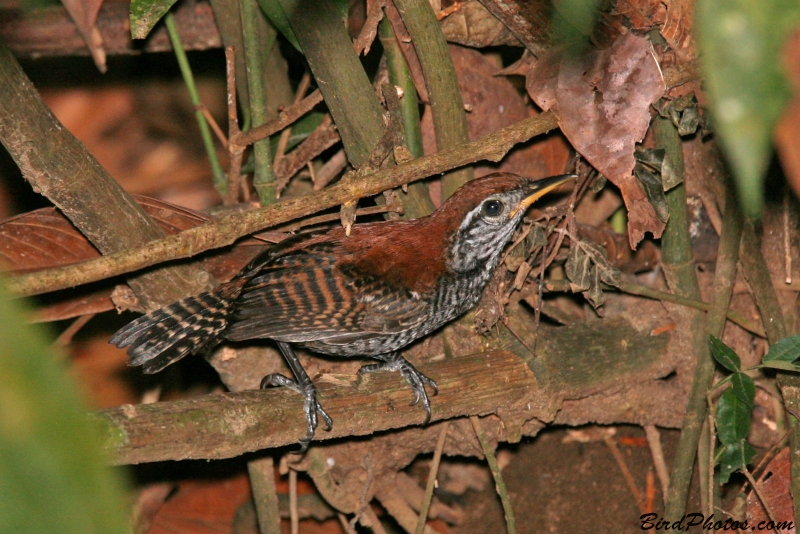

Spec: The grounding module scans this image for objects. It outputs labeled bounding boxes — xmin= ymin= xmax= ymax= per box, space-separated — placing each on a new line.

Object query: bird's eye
xmin=481 ymin=199 xmax=504 ymax=218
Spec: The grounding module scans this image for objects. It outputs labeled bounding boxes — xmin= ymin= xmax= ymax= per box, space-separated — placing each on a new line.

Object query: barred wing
xmin=224 ymin=244 xmax=429 ymax=344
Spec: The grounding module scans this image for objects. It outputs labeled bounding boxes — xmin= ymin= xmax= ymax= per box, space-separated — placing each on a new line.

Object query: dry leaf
xmin=746 ymin=448 xmax=795 ymax=532
xmin=60 ymin=0 xmax=107 ymax=72
xmin=526 ymin=33 xmax=666 ymax=247
xmin=616 ymin=0 xmax=667 ymax=31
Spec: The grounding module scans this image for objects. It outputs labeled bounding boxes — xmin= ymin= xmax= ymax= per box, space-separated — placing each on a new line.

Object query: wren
xmin=110 ymin=172 xmax=574 ymax=450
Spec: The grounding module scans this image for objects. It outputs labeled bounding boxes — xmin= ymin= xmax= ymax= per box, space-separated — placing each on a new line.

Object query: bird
xmin=110 ymin=172 xmax=574 ymax=450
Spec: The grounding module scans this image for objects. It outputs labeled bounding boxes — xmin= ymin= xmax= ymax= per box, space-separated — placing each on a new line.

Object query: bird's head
xmin=436 ymin=172 xmax=575 ymax=273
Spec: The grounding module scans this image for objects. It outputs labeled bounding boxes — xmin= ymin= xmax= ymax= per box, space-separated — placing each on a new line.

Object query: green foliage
xmin=716 ymin=388 xmax=752 ymax=446
xmin=0 ymin=285 xmax=129 ymax=534
xmin=709 ymin=334 xmax=740 ymax=372
xmin=763 ymin=334 xmax=800 ymax=363
xmin=257 ymin=0 xmax=302 ymax=51
xmin=129 ymin=0 xmax=178 ymax=39
xmin=716 ymin=441 xmax=757 ymax=485
xmin=696 ymin=0 xmax=800 ymax=218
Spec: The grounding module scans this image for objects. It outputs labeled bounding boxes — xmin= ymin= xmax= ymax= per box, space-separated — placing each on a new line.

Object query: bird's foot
xmin=358 ymin=355 xmax=438 ymax=425
xmin=260 ymin=373 xmax=333 ymax=452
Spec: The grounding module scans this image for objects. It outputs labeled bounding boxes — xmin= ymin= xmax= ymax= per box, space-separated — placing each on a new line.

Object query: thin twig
xmin=225 ymin=46 xmax=244 ymax=205
xmin=604 ymin=435 xmax=647 ymax=514
xmin=743 ymin=467 xmax=780 ymax=534
xmin=643 ymin=425 xmax=669 ymax=504
xmin=361 ymin=506 xmax=389 ymax=534
xmin=338 ymin=513 xmax=358 ymax=534
xmin=289 ymin=469 xmax=298 ymax=534
xmin=784 ymin=191 xmax=792 ymax=284
xmin=274 ymin=71 xmax=312 ymax=168
xmin=52 ymin=313 xmax=94 ymax=347
xmin=470 ymin=416 xmax=516 ymax=534
xmin=235 ymin=90 xmax=324 ymax=147
xmin=199 ymin=104 xmax=228 ymax=148
xmin=415 ymin=421 xmax=449 ymax=534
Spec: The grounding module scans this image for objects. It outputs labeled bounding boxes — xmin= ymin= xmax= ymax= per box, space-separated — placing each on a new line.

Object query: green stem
xmin=664 ymin=180 xmax=744 ymax=524
xmin=240 ymin=0 xmax=277 ymax=204
xmin=379 ymin=17 xmax=435 ymax=219
xmin=164 ymin=12 xmax=225 ymax=192
xmin=392 ymin=0 xmax=472 ymax=201
xmin=738 ymin=220 xmax=800 ymax=526
xmin=470 ymin=416 xmax=516 ymax=534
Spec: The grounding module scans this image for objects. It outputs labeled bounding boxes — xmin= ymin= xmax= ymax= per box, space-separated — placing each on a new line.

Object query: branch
xmin=93 ymin=350 xmax=535 ymax=465
xmin=6 ymin=111 xmax=559 ymax=297
xmin=0 ymin=41 xmax=210 ymax=309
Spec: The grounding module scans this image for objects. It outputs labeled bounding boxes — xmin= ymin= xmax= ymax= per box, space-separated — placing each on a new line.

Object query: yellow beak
xmin=509 ymin=174 xmax=576 ymax=218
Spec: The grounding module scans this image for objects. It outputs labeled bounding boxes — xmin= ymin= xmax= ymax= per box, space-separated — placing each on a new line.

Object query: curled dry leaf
xmin=526 ymin=33 xmax=666 ymax=248
xmin=1 ymin=196 xmax=278 ymax=322
xmin=439 ymin=0 xmax=521 ymax=48
xmin=60 ymin=0 xmax=107 ymax=71
xmin=661 ymin=0 xmax=695 ymax=59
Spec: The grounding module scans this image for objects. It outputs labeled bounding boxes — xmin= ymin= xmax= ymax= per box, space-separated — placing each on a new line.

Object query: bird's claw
xmin=260 ymin=372 xmax=331 ymax=452
xmin=358 ymin=355 xmax=438 ymax=425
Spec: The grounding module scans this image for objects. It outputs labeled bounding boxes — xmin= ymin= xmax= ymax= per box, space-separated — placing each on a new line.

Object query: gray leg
xmin=358 ymin=352 xmax=438 ymax=424
xmin=260 ymin=342 xmax=332 ymax=452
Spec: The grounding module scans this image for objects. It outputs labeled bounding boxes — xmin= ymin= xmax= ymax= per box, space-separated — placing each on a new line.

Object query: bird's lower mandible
xmin=110 ymin=172 xmax=575 ymax=451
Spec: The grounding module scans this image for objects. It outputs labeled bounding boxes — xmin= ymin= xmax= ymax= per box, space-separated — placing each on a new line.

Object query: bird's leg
xmin=260 ymin=342 xmax=333 ymax=452
xmin=358 ymin=352 xmax=438 ymax=425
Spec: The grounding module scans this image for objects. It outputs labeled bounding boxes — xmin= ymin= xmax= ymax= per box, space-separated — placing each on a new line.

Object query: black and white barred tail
xmin=109 ymin=281 xmax=245 ymax=374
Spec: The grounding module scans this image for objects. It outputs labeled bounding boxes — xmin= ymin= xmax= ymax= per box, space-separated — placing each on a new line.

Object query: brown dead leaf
xmin=746 ymin=448 xmax=796 ymax=532
xmin=4 ymin=196 xmax=276 ymax=322
xmin=440 ymin=0 xmax=521 ymax=48
xmin=60 ymin=0 xmax=107 ymax=72
xmin=422 ymin=45 xmax=570 ymax=184
xmin=526 ymin=33 xmax=666 ymax=248
xmin=615 ymin=0 xmax=667 ymax=31
xmin=148 ymin=475 xmax=252 ymax=534
xmin=661 ymin=0 xmax=694 ymax=59
xmin=776 ymin=30 xmax=800 ymax=202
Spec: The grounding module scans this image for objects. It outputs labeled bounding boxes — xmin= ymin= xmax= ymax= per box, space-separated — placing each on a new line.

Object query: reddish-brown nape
xmin=330 ymin=173 xmax=533 ymax=293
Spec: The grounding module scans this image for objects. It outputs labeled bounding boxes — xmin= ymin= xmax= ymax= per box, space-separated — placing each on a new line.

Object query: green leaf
xmin=258 ymin=0 xmax=302 ymax=51
xmin=730 ymin=372 xmax=755 ymax=408
xmin=709 ymin=335 xmax=741 ymax=372
xmin=764 ymin=334 xmax=800 ymax=363
xmin=0 ymin=283 xmax=129 ymax=533
xmin=758 ymin=360 xmax=800 ymax=372
xmin=270 ymin=111 xmax=326 ymax=154
xmin=716 ymin=388 xmax=751 ymax=445
xmin=696 ymin=0 xmax=800 ymax=218
xmin=130 ymin=0 xmax=178 ymax=39
xmin=716 ymin=440 xmax=756 ymax=485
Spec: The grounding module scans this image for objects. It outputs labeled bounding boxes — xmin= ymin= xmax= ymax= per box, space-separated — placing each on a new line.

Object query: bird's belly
xmin=300 ymin=286 xmax=479 ymax=358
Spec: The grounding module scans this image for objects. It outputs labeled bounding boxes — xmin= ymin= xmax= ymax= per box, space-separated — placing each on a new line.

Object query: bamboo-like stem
xmin=164 ymin=12 xmax=225 ymax=192
xmin=279 ymin=0 xmax=384 ymax=169
xmin=379 ymin=17 xmax=436 ymax=219
xmin=6 ymin=112 xmax=560 ymax=298
xmin=392 ymin=0 xmax=473 ymax=201
xmin=239 ymin=0 xmax=277 ymax=205
xmin=470 ymin=416 xmax=516 ymax=534
xmin=664 ymin=181 xmax=743 ymax=523
xmin=737 ymin=220 xmax=800 ymax=526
